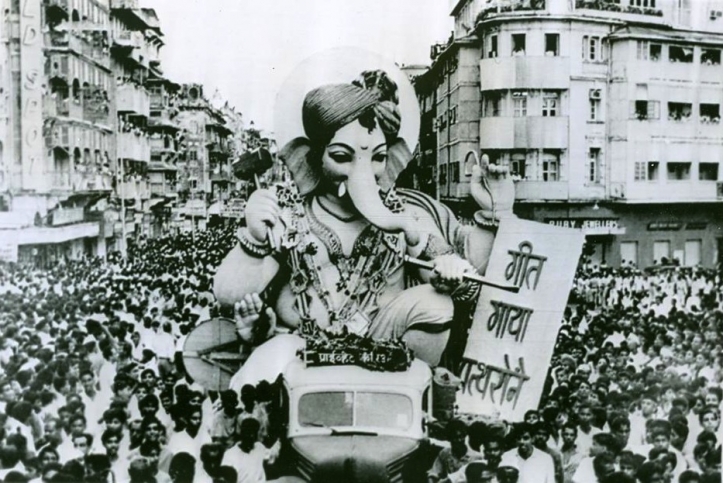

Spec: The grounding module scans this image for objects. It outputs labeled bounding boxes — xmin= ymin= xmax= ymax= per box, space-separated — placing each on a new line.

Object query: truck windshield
xmin=299 ymin=391 xmax=413 ymax=430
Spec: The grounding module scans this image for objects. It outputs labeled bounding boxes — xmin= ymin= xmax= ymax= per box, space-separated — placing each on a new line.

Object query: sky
xmin=144 ymin=0 xmax=453 ymax=132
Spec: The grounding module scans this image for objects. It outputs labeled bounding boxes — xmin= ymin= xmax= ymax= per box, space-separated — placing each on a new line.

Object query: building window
xmin=583 ymin=36 xmax=603 ymax=62
xmin=632 ymin=100 xmax=659 ymax=120
xmin=588 ymin=148 xmax=601 ymax=183
xmin=666 ymin=162 xmax=691 ymax=180
xmin=449 ymin=106 xmax=458 ymax=124
xmin=513 ymin=92 xmax=527 ymax=117
xmin=653 ymin=240 xmax=671 ymax=264
xmin=439 ymin=164 xmax=447 ymax=185
xmin=545 ymin=33 xmax=559 ymax=56
xmin=541 ymin=152 xmax=560 ymax=181
xmin=669 ymin=45 xmax=693 ymax=63
xmin=542 ymin=92 xmax=558 ymax=117
xmin=590 ymin=99 xmax=601 ymax=121
xmin=636 ymin=41 xmax=662 ymax=61
xmin=512 ymin=33 xmax=526 ymax=56
xmin=684 ymin=240 xmax=701 ymax=267
xmin=510 ymin=153 xmax=526 ymax=179
xmin=189 ymin=178 xmax=198 ymax=190
xmin=487 ymin=34 xmax=498 ymax=58
xmin=631 ymin=0 xmax=656 ymax=7
xmin=699 ymin=162 xmax=719 ymax=181
xmin=700 ymin=104 xmax=721 ymax=124
xmin=484 ymin=95 xmax=500 ymax=117
xmin=636 ymin=40 xmax=648 ymax=60
xmin=701 ymin=48 xmax=721 ymax=65
xmin=667 ymin=102 xmax=692 ymax=122
xmin=188 ymin=150 xmax=198 ymax=161
xmin=450 ymin=161 xmax=460 ymax=183
xmin=620 ymin=241 xmax=638 ymax=266
xmin=635 ymin=161 xmax=660 ymax=181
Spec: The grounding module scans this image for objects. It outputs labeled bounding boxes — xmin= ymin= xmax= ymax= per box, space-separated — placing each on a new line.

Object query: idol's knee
xmin=400 ymin=284 xmax=454 ymax=367
xmin=403 ymin=284 xmax=455 ymax=330
xmin=402 ymin=329 xmax=450 ymax=367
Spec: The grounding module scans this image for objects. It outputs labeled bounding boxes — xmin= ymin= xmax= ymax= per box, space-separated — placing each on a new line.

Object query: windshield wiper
xmin=304 ymin=423 xmax=377 ymax=436
xmin=328 ymin=429 xmax=379 ymax=436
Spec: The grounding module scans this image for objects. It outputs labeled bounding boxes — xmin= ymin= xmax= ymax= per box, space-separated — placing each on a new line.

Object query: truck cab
xmin=277 ymin=357 xmax=433 ymax=482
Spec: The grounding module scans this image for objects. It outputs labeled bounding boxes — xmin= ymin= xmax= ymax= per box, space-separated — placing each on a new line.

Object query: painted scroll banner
xmin=457 ymin=217 xmax=584 ymax=420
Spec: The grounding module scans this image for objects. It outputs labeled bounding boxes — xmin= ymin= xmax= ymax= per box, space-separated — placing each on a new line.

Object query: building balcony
xmin=573 ymin=0 xmax=664 ymax=19
xmin=45 ymin=94 xmax=110 ymax=126
xmin=117 ymin=83 xmax=150 ymax=117
xmin=614 ymin=60 xmax=722 ymax=85
xmin=48 ymin=170 xmax=113 ymax=193
xmin=150 ymin=137 xmax=176 ymax=154
xmin=476 ymin=0 xmax=547 ymax=21
xmin=45 ymin=31 xmax=110 ymax=69
xmin=625 ymin=118 xmax=723 ymax=143
xmin=148 ymin=112 xmax=180 ymax=131
xmin=208 ymin=142 xmax=232 ymax=157
xmin=623 ymin=180 xmax=720 ymax=203
xmin=148 ymin=161 xmax=177 ymax=172
xmin=110 ymin=0 xmax=139 ymax=8
xmin=118 ymin=179 xmax=150 ymax=201
xmin=479 ymin=116 xmax=569 ymax=149
xmin=515 ymin=180 xmax=569 ymax=201
xmin=480 ymin=56 xmax=570 ymax=91
xmin=117 ymin=132 xmax=150 ymax=162
xmin=149 ymin=181 xmax=177 ymax=198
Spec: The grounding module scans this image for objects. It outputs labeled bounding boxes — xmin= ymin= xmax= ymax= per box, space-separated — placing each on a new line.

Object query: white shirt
xmin=153 ymin=332 xmax=176 ymax=359
xmin=221 ymin=442 xmax=270 ymax=483
xmin=501 ymin=447 xmax=556 ymax=483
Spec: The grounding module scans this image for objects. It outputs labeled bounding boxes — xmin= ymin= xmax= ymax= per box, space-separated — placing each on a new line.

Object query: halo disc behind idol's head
xmin=273 ymin=47 xmax=420 ymax=152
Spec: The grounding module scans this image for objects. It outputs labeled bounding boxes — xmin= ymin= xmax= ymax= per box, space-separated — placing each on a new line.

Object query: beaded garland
xmin=275 ymin=181 xmax=406 ymax=336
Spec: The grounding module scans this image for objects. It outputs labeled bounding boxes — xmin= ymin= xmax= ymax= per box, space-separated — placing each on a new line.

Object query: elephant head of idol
xmin=279 ymin=70 xmax=415 ymax=238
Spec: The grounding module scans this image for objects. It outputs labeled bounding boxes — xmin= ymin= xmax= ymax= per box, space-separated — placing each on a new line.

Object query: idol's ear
xmin=278 ymin=137 xmax=318 ymax=196
xmin=379 ymin=138 xmax=412 ymax=193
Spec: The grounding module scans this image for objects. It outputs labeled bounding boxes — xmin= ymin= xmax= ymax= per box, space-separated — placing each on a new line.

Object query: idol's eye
xmin=372 ymin=152 xmax=387 ymax=163
xmin=328 ymin=151 xmax=352 ymax=163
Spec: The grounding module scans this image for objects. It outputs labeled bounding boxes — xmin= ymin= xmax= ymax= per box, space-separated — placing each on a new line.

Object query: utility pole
xmin=119 ymin=157 xmax=127 ymax=259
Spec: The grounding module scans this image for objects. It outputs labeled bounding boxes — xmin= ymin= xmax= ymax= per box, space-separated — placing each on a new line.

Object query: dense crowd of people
xmin=0 ymin=225 xmax=720 ymax=483
xmin=431 ymin=264 xmax=722 ymax=483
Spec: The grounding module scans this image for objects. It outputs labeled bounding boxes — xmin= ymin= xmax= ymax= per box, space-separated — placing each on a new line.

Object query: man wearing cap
xmin=500 ymin=423 xmax=555 ymax=483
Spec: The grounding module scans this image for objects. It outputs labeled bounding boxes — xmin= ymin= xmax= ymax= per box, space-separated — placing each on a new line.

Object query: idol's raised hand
xmin=469 ymin=154 xmax=516 ymax=221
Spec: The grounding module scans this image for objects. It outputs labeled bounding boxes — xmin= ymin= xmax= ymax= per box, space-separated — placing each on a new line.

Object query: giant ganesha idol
xmin=214 ymin=69 xmax=515 ymax=369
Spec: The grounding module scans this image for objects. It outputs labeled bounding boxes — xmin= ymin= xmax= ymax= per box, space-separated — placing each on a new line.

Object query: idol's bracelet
xmin=237 ymin=230 xmax=272 ymax=258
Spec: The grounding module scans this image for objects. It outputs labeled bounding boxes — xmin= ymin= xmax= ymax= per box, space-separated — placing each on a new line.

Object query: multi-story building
xmin=109 ymin=0 xmax=160 ymax=241
xmin=174 ymin=84 xmax=235 ymax=233
xmin=410 ymin=28 xmax=483 ymax=219
xmin=405 ymin=66 xmax=438 ymax=198
xmin=423 ymin=0 xmax=723 ymax=267
xmin=146 ymin=73 xmax=180 ymax=237
xmin=0 ymin=0 xmax=116 ymax=264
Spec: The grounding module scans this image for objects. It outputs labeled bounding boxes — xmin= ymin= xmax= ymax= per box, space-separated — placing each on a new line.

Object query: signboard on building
xmin=0 ymin=243 xmax=18 ymax=263
xmin=648 ymin=221 xmax=683 ymax=231
xmin=457 ymin=218 xmax=584 ymax=420
xmin=52 ymin=207 xmax=85 ymax=226
xmin=220 ymin=199 xmax=246 ymax=218
xmin=20 ymin=0 xmax=45 ymax=190
xmin=545 ymin=218 xmax=625 ymax=235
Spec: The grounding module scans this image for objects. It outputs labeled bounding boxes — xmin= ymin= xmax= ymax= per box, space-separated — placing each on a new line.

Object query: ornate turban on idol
xmin=281 ymin=70 xmax=412 ymax=195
